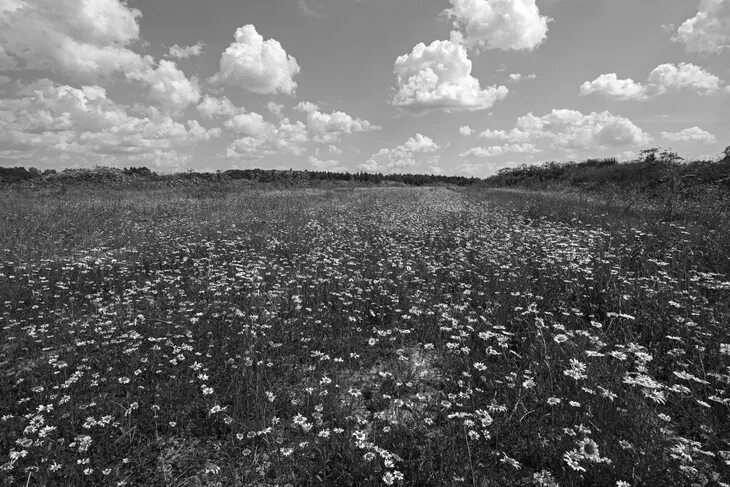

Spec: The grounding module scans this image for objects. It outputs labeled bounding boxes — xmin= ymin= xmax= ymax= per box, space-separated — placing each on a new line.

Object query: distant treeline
xmin=0 ymin=165 xmax=480 ymax=187
xmin=2 ymin=146 xmax=729 ymax=192
xmin=482 ymin=147 xmax=730 ymax=195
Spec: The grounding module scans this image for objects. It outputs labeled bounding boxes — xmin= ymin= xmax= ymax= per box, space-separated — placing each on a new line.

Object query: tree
xmin=723 ymin=146 xmax=730 ymax=160
xmin=639 ymin=147 xmax=659 ymax=163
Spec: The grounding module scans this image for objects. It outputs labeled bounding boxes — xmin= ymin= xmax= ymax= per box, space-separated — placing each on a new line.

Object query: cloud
xmin=479 ymin=109 xmax=650 ymax=151
xmin=266 ymin=101 xmax=285 ymax=118
xmin=294 ymin=101 xmax=380 ymax=142
xmin=361 ymin=134 xmax=441 ymax=172
xmin=0 ymin=0 xmax=203 ymax=113
xmin=309 ymin=156 xmax=345 ymax=171
xmin=460 ymin=125 xmax=474 ymax=136
xmin=646 ymin=63 xmax=721 ymax=95
xmin=0 ymin=79 xmax=218 ymax=169
xmin=225 ymin=117 xmax=309 ymax=159
xmin=130 ymin=60 xmax=201 ymax=113
xmin=298 ymin=0 xmax=327 ymax=18
xmin=168 ymin=42 xmax=205 ymax=59
xmin=224 ymin=112 xmax=274 ymax=138
xmin=508 ymin=73 xmax=537 ymax=82
xmin=459 ymin=143 xmax=538 ymax=157
xmin=674 ymin=0 xmax=730 ymax=53
xmin=392 ymin=38 xmax=508 ymax=111
xmin=579 ymin=73 xmax=648 ymax=100
xmin=661 ymin=126 xmax=717 ymax=144
xmin=403 ymin=133 xmax=440 ymax=152
xmin=197 ymin=95 xmax=242 ymax=119
xmin=445 ymin=0 xmax=550 ymax=51
xmin=211 ymin=24 xmax=300 ymax=95
xmin=0 ymin=0 xmax=144 ymax=80
xmin=580 ymin=63 xmax=723 ymax=100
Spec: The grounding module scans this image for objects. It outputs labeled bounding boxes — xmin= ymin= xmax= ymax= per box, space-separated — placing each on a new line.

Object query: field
xmin=1 ymin=185 xmax=729 ymax=486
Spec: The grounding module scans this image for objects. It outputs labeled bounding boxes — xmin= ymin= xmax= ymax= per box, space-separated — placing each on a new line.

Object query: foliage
xmin=0 ymin=186 xmax=728 ymax=486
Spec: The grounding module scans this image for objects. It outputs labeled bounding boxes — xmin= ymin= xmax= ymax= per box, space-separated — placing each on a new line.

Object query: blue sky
xmin=1 ymin=0 xmax=728 ymax=176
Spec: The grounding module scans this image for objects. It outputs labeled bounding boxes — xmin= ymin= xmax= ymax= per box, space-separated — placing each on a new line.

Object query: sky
xmin=0 ymin=0 xmax=729 ymax=176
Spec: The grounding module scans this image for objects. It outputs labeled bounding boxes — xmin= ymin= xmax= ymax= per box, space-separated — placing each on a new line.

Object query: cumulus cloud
xmin=445 ymin=0 xmax=550 ymax=51
xmin=266 ymin=102 xmax=285 ymax=118
xmin=224 ymin=112 xmax=274 ymax=138
xmin=392 ymin=38 xmax=508 ymax=111
xmin=309 ymin=156 xmax=345 ymax=171
xmin=0 ymin=0 xmax=202 ymax=113
xmin=211 ymin=24 xmax=300 ymax=95
xmin=361 ymin=134 xmax=441 ymax=172
xmin=293 ymin=101 xmax=380 ymax=142
xmin=197 ymin=95 xmax=242 ymax=119
xmin=661 ymin=127 xmax=717 ymax=144
xmin=460 ymin=125 xmax=474 ymax=136
xmin=459 ymin=143 xmax=538 ymax=157
xmin=580 ymin=63 xmax=724 ymax=100
xmin=129 ymin=60 xmax=201 ymax=112
xmin=168 ymin=42 xmax=205 ymax=59
xmin=225 ymin=116 xmax=309 ymax=159
xmin=580 ymin=73 xmax=648 ymax=100
xmin=646 ymin=63 xmax=721 ymax=94
xmin=478 ymin=109 xmax=650 ymax=151
xmin=0 ymin=79 xmax=218 ymax=169
xmin=508 ymin=73 xmax=536 ymax=82
xmin=0 ymin=0 xmax=144 ymax=79
xmin=674 ymin=0 xmax=730 ymax=53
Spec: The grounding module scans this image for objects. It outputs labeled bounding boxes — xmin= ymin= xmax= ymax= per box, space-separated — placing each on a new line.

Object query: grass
xmin=1 ymin=184 xmax=729 ymax=486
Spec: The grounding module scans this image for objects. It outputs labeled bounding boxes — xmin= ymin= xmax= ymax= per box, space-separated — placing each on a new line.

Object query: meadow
xmin=1 ymin=184 xmax=728 ymax=486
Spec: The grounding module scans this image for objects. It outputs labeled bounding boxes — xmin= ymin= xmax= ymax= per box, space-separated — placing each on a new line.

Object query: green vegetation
xmin=1 ymin=185 xmax=728 ymax=486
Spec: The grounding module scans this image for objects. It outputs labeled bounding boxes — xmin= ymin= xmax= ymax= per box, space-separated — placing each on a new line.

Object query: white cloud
xmin=446 ymin=0 xmax=550 ymax=51
xmin=392 ymin=38 xmax=508 ymax=111
xmin=130 ymin=60 xmax=201 ymax=113
xmin=478 ymin=110 xmax=650 ymax=151
xmin=661 ymin=127 xmax=717 ymax=144
xmin=226 ymin=117 xmax=308 ymax=159
xmin=294 ymin=101 xmax=380 ymax=142
xmin=168 ymin=42 xmax=205 ymax=59
xmin=403 ymin=133 xmax=440 ymax=152
xmin=295 ymin=101 xmax=319 ymax=113
xmin=361 ymin=134 xmax=440 ymax=172
xmin=0 ymin=79 xmax=218 ymax=169
xmin=580 ymin=63 xmax=723 ymax=100
xmin=0 ymin=0 xmax=203 ymax=113
xmin=580 ymin=73 xmax=648 ymax=100
xmin=0 ymin=0 xmax=144 ymax=79
xmin=646 ymin=63 xmax=721 ymax=95
xmin=197 ymin=95 xmax=242 ymax=119
xmin=478 ymin=128 xmax=531 ymax=142
xmin=211 ymin=24 xmax=300 ymax=95
xmin=266 ymin=101 xmax=284 ymax=118
xmin=516 ymin=109 xmax=651 ymax=150
xmin=460 ymin=143 xmax=538 ymax=157
xmin=309 ymin=156 xmax=345 ymax=171
xmin=674 ymin=0 xmax=730 ymax=53
xmin=508 ymin=73 xmax=536 ymax=82
xmin=224 ymin=112 xmax=274 ymax=138
xmin=460 ymin=125 xmax=474 ymax=136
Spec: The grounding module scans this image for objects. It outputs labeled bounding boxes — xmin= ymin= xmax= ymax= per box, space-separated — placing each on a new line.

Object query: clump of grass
xmin=1 ymin=185 xmax=728 ymax=486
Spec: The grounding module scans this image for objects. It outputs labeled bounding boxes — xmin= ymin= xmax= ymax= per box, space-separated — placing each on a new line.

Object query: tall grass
xmin=1 ymin=185 xmax=728 ymax=486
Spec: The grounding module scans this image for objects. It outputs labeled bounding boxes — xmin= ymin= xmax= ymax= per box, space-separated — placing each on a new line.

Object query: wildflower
xmin=547 ymin=397 xmax=561 ymax=405
xmin=578 ymin=438 xmax=601 ymax=461
xmin=563 ymin=450 xmax=585 ymax=472
xmin=553 ymin=334 xmax=569 ymax=343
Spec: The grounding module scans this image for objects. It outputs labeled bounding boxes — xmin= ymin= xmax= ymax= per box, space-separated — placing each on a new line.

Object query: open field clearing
xmin=1 ymin=186 xmax=729 ymax=486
